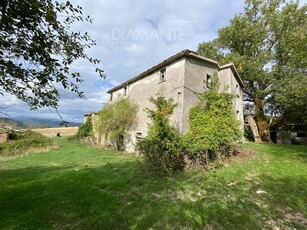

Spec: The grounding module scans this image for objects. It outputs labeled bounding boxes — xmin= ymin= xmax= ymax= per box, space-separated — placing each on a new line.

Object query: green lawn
xmin=0 ymin=140 xmax=306 ymax=229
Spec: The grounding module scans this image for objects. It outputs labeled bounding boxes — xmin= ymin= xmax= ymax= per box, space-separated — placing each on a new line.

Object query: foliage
xmin=75 ymin=117 xmax=93 ymax=139
xmin=0 ymin=130 xmax=56 ymax=157
xmin=270 ymin=75 xmax=307 ymax=124
xmin=197 ymin=0 xmax=307 ymax=141
xmin=137 ymin=96 xmax=184 ymax=171
xmin=96 ymin=98 xmax=138 ymax=151
xmin=197 ymin=39 xmax=225 ymax=64
xmin=0 ymin=0 xmax=104 ymax=109
xmin=244 ymin=124 xmax=255 ymax=142
xmin=183 ymin=77 xmax=241 ymax=166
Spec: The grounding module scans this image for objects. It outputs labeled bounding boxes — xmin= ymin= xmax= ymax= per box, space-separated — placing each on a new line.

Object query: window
xmin=236 ymin=94 xmax=240 ymax=99
xmin=124 ymin=86 xmax=128 ymax=96
xmin=136 ymin=132 xmax=143 ymax=140
xmin=136 ymin=132 xmax=142 ymax=137
xmin=110 ymin=93 xmax=113 ymax=101
xmin=206 ymin=74 xmax=212 ymax=88
xmin=236 ymin=84 xmax=239 ymax=88
xmin=160 ymin=68 xmax=166 ymax=82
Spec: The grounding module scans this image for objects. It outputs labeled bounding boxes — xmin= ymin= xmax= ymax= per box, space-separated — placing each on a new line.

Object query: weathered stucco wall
xmin=110 ymin=58 xmax=186 ymax=151
xmin=219 ymin=68 xmax=244 ymax=131
xmin=0 ymin=133 xmax=9 ymax=143
xmin=181 ymin=57 xmax=219 ymax=134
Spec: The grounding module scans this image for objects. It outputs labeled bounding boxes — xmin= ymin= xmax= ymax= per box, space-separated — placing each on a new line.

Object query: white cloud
xmin=0 ymin=0 xmax=246 ymax=123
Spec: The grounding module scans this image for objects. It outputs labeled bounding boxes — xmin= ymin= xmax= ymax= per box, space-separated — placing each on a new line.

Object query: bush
xmin=75 ymin=117 xmax=93 ymax=139
xmin=95 ymin=98 xmax=138 ymax=150
xmin=182 ymin=76 xmax=241 ymax=168
xmin=137 ymin=96 xmax=184 ymax=172
xmin=0 ymin=130 xmax=56 ymax=157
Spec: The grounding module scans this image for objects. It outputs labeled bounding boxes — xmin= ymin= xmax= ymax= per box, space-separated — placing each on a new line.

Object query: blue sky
xmin=1 ymin=0 xmax=250 ymax=122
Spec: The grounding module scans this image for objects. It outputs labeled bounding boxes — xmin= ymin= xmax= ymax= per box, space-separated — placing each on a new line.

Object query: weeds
xmin=0 ymin=130 xmax=57 ymax=158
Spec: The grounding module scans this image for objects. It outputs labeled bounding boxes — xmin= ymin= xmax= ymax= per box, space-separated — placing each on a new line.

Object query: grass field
xmin=31 ymin=127 xmax=78 ymax=138
xmin=0 ymin=140 xmax=306 ymax=229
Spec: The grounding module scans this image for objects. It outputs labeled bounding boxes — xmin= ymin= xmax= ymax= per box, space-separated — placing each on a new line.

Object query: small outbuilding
xmin=0 ymin=132 xmax=9 ymax=143
xmin=271 ymin=124 xmax=307 ymax=145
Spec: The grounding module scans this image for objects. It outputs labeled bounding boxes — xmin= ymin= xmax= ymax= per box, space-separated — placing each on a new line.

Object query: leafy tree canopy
xmin=198 ymin=0 xmax=307 ymax=140
xmin=0 ymin=0 xmax=105 ymax=109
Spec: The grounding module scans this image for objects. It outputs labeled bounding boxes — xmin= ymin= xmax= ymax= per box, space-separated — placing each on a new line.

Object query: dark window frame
xmin=206 ymin=74 xmax=211 ymax=88
xmin=160 ymin=68 xmax=166 ymax=83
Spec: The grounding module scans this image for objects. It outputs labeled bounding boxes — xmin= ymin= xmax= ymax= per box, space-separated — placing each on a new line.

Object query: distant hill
xmin=13 ymin=117 xmax=81 ymax=128
xmin=0 ymin=117 xmax=27 ymax=129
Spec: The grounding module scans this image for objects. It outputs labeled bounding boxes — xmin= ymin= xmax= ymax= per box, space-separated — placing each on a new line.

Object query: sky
xmin=0 ymin=0 xmax=247 ymax=123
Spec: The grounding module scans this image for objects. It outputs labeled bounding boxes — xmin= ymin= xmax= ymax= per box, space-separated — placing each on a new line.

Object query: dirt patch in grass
xmin=283 ymin=211 xmax=307 ymax=227
xmin=224 ymin=147 xmax=258 ymax=166
xmin=265 ymin=211 xmax=307 ymax=230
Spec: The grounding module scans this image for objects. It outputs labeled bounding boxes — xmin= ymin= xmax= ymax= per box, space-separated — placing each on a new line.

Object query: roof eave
xmin=107 ymin=50 xmax=244 ymax=93
xmin=220 ymin=63 xmax=244 ymax=88
xmin=107 ymin=50 xmax=193 ymax=93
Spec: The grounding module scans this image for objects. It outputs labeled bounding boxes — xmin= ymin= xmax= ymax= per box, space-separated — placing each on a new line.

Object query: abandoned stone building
xmin=86 ymin=49 xmax=244 ymax=152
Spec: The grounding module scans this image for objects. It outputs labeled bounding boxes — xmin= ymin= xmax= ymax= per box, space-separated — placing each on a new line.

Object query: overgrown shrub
xmin=0 ymin=130 xmax=56 ymax=157
xmin=182 ymin=76 xmax=241 ymax=168
xmin=75 ymin=117 xmax=93 ymax=139
xmin=137 ymin=96 xmax=184 ymax=172
xmin=95 ymin=98 xmax=138 ymax=150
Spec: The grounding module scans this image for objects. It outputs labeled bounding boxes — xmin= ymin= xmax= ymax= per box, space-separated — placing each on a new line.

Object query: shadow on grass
xmin=0 ymin=157 xmax=306 ymax=229
xmin=248 ymin=173 xmax=307 ymax=229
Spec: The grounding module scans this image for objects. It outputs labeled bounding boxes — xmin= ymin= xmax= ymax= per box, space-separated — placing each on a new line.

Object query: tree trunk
xmin=245 ymin=115 xmax=262 ymax=143
xmin=254 ymin=98 xmax=271 ymax=142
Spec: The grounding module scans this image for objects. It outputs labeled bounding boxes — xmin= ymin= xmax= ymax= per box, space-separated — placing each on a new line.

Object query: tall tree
xmin=269 ymin=1 xmax=307 ymax=123
xmin=198 ymin=0 xmax=306 ymax=142
xmin=0 ymin=0 xmax=104 ymax=109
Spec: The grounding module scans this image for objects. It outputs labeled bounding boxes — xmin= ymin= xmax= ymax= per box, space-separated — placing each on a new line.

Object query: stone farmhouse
xmin=86 ymin=50 xmax=244 ymax=152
